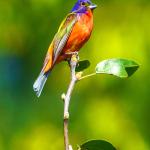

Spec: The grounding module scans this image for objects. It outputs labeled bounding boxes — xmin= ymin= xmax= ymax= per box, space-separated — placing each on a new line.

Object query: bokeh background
xmin=0 ymin=0 xmax=150 ymax=150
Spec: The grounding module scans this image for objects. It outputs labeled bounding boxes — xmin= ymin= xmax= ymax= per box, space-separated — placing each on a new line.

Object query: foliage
xmin=79 ymin=140 xmax=116 ymax=150
xmin=96 ymin=59 xmax=139 ymax=78
xmin=76 ymin=60 xmax=91 ymax=72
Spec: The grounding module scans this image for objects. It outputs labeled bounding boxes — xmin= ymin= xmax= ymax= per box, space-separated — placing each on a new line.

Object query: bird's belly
xmin=63 ymin=16 xmax=93 ymax=53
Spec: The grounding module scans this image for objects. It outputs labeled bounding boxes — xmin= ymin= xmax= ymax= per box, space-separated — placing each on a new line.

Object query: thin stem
xmin=64 ymin=119 xmax=69 ymax=150
xmin=63 ymin=54 xmax=78 ymax=150
xmin=79 ymin=73 xmax=96 ymax=80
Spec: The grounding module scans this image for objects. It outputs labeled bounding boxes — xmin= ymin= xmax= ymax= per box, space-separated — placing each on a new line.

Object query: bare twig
xmin=63 ymin=54 xmax=78 ymax=150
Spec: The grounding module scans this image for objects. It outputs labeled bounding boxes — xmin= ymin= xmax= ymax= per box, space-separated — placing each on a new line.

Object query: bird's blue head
xmin=71 ymin=0 xmax=97 ymax=13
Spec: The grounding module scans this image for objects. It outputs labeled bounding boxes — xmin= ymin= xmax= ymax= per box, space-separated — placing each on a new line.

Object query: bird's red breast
xmin=56 ymin=9 xmax=94 ymax=62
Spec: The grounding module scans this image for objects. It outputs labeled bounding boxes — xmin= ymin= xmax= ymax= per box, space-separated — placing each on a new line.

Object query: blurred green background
xmin=0 ymin=0 xmax=150 ymax=150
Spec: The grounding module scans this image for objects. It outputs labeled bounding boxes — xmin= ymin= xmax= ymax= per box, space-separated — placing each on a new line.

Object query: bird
xmin=33 ymin=0 xmax=97 ymax=97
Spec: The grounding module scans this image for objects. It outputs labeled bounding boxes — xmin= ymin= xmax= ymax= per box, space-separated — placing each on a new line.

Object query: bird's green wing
xmin=52 ymin=12 xmax=77 ymax=64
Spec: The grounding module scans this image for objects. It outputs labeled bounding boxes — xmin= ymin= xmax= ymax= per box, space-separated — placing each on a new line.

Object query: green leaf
xmin=96 ymin=58 xmax=139 ymax=78
xmin=76 ymin=60 xmax=91 ymax=72
xmin=79 ymin=140 xmax=117 ymax=150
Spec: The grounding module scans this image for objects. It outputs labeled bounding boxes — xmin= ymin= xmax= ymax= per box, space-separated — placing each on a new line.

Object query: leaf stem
xmin=63 ymin=54 xmax=78 ymax=150
xmin=79 ymin=73 xmax=97 ymax=80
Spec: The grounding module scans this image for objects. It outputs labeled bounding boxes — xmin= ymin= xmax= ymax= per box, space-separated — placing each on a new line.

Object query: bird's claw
xmin=65 ymin=51 xmax=79 ymax=61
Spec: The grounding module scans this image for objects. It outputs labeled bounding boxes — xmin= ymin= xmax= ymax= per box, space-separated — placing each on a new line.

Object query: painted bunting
xmin=33 ymin=0 xmax=97 ymax=97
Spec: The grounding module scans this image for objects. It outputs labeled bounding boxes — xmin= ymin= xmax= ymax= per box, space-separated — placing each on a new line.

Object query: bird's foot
xmin=65 ymin=51 xmax=79 ymax=61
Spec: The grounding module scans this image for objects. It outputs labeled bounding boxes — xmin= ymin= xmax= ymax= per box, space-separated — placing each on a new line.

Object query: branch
xmin=63 ymin=54 xmax=78 ymax=150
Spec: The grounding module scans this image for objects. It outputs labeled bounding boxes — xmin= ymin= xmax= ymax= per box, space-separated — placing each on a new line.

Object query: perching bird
xmin=33 ymin=0 xmax=97 ymax=97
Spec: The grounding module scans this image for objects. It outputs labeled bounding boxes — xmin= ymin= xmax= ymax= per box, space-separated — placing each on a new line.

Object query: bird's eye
xmin=81 ymin=2 xmax=86 ymax=6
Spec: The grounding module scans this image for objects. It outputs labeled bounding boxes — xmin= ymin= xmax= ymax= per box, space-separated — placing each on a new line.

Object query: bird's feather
xmin=33 ymin=13 xmax=78 ymax=97
xmin=52 ymin=13 xmax=78 ymax=64
xmin=41 ymin=13 xmax=78 ymax=74
xmin=33 ymin=72 xmax=48 ymax=97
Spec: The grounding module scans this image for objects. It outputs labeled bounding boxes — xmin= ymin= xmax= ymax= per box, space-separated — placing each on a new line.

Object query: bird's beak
xmin=88 ymin=3 xmax=97 ymax=10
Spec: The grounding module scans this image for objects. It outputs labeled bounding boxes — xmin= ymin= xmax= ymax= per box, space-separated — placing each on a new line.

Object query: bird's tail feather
xmin=33 ymin=72 xmax=49 ymax=97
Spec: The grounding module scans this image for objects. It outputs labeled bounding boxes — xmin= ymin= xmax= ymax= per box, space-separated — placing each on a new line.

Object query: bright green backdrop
xmin=0 ymin=0 xmax=150 ymax=150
